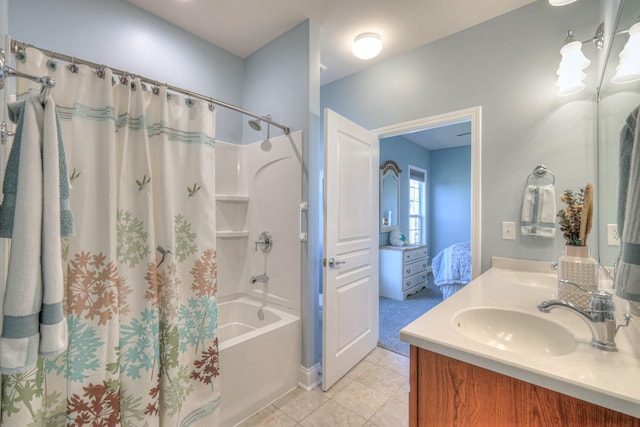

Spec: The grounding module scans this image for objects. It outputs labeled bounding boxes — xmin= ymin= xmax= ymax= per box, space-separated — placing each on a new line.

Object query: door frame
xmin=372 ymin=106 xmax=482 ymax=279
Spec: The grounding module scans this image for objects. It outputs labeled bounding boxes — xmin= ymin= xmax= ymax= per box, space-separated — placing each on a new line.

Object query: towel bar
xmin=0 ymin=49 xmax=56 ymax=105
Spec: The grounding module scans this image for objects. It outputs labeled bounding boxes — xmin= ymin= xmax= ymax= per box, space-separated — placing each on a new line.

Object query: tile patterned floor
xmin=237 ymin=347 xmax=410 ymax=427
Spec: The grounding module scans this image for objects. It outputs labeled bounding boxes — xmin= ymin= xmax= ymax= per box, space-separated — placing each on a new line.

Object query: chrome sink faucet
xmin=537 ymin=279 xmax=630 ymax=351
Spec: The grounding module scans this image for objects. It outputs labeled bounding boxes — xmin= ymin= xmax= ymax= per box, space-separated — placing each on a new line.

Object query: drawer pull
xmin=406 ymin=269 xmax=411 ymax=273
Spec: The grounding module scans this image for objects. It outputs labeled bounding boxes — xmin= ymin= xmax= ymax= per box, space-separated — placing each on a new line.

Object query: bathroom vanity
xmin=410 ymin=348 xmax=639 ymax=426
xmin=401 ymin=258 xmax=640 ymax=426
xmin=379 ymin=244 xmax=429 ymax=300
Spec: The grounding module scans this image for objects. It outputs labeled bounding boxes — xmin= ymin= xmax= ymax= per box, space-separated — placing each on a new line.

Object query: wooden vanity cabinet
xmin=409 ymin=346 xmax=640 ymax=427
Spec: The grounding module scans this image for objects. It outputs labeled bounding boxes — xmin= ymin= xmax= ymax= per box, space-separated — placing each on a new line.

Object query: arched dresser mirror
xmin=380 ymin=160 xmax=401 ymax=232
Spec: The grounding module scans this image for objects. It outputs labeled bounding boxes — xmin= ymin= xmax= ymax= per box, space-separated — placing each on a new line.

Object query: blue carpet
xmin=378 ymin=278 xmax=443 ymax=357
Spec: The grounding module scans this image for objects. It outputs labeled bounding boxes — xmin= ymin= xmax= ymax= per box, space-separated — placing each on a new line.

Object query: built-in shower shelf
xmin=216 ymin=194 xmax=249 ymax=202
xmin=217 ymin=231 xmax=249 ymax=238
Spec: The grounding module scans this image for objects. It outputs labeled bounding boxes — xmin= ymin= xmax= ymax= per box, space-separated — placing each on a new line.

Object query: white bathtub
xmin=218 ymin=297 xmax=300 ymax=427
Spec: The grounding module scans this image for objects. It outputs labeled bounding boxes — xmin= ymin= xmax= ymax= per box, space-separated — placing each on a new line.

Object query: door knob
xmin=328 ymin=257 xmax=346 ymax=269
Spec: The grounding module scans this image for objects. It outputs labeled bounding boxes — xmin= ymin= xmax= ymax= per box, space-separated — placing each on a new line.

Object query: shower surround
xmin=215 ymin=132 xmax=303 ymax=426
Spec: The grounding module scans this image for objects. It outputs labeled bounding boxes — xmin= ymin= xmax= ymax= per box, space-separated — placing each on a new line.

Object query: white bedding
xmin=432 ymin=241 xmax=472 ymax=292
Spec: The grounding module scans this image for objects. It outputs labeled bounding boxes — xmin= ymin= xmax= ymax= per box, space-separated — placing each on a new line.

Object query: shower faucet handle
xmin=255 ymin=231 xmax=273 ymax=253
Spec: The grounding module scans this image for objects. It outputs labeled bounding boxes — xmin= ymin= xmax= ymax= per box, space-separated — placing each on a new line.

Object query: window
xmin=408 ymin=166 xmax=426 ymax=245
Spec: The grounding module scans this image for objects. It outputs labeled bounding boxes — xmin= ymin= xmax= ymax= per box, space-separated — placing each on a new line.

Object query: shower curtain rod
xmin=10 ymin=39 xmax=291 ymax=135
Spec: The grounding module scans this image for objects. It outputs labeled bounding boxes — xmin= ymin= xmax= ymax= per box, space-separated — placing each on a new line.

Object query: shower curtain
xmin=1 ymin=47 xmax=219 ymax=426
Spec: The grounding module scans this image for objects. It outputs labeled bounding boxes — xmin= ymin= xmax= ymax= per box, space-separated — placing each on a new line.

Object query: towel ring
xmin=527 ymin=165 xmax=555 ymax=185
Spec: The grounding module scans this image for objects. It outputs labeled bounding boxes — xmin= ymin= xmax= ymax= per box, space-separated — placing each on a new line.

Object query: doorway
xmin=373 ymin=106 xmax=482 ymax=356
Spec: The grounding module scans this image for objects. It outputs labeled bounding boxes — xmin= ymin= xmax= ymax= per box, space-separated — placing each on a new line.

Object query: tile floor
xmin=237 ymin=346 xmax=410 ymax=427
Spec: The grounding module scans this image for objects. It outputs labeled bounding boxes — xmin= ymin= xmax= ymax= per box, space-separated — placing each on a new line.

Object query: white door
xmin=322 ymin=109 xmax=379 ymax=391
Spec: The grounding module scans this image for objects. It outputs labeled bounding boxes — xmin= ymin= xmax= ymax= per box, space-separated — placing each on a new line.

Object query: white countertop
xmin=400 ymin=257 xmax=640 ymax=418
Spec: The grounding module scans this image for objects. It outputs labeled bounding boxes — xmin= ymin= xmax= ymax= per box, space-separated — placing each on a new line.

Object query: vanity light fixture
xmin=556 ymin=31 xmax=591 ymax=96
xmin=352 ymin=33 xmax=383 ymax=60
xmin=612 ymin=22 xmax=640 ymax=84
xmin=554 ymin=24 xmax=604 ymax=96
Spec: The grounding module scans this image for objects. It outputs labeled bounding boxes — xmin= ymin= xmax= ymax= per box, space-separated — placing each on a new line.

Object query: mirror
xmin=598 ymin=0 xmax=640 ymax=268
xmin=380 ymin=160 xmax=401 ymax=232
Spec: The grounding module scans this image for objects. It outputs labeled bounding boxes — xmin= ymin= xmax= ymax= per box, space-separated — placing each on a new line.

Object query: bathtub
xmin=218 ymin=297 xmax=301 ymax=427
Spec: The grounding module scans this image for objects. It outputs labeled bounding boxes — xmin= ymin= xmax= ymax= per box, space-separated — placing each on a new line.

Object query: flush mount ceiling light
xmin=549 ymin=0 xmax=578 ymax=6
xmin=352 ymin=33 xmax=382 ymax=60
xmin=612 ymin=22 xmax=640 ymax=84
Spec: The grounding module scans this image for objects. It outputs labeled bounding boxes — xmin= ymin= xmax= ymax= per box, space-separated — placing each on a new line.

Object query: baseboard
xmin=297 ymin=363 xmax=321 ymax=391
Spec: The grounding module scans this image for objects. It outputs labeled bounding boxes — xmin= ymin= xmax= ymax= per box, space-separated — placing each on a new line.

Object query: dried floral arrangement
xmin=557 ymin=183 xmax=593 ymax=246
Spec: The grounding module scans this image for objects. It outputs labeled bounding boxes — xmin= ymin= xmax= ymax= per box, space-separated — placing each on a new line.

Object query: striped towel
xmin=521 ymin=184 xmax=556 ymax=238
xmin=0 ymin=95 xmax=69 ymax=374
xmin=616 ymin=106 xmax=640 ymax=303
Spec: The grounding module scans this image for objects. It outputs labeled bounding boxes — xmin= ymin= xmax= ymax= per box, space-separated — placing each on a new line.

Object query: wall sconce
xmin=352 ymin=33 xmax=383 ymax=60
xmin=612 ymin=22 xmax=640 ymax=84
xmin=555 ymin=24 xmax=604 ymax=96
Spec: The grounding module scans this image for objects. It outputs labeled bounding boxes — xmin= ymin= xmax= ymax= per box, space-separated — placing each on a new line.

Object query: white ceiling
xmin=125 ymin=0 xmax=536 ymax=86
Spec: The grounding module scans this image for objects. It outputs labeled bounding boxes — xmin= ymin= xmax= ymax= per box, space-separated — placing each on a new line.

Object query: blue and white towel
xmin=0 ymin=95 xmax=71 ymax=374
xmin=521 ymin=184 xmax=556 ymax=238
xmin=616 ymin=106 xmax=640 ymax=303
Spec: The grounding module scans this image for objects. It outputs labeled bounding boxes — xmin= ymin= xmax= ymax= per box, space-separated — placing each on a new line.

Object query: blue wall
xmin=430 ymin=146 xmax=471 ymax=257
xmin=243 ymin=21 xmax=311 ymax=145
xmin=379 ymin=136 xmax=430 ymax=246
xmin=322 ymin=0 xmax=600 ymax=272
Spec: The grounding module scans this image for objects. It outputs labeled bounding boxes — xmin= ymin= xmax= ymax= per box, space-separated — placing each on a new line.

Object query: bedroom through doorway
xmin=374 ymin=107 xmax=481 ymax=356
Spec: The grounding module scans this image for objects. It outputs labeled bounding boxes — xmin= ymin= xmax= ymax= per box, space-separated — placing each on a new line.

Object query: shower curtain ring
xmin=47 ymin=50 xmax=57 ymax=71
xmin=96 ymin=65 xmax=106 ymax=79
xmin=185 ymin=91 xmax=194 ymax=107
xmin=68 ymin=57 xmax=79 ymax=73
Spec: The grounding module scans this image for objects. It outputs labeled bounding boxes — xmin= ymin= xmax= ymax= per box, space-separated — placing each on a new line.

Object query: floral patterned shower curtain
xmin=1 ymin=47 xmax=220 ymax=426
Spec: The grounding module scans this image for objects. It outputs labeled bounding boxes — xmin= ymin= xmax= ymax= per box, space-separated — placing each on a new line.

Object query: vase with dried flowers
xmin=556 ymin=183 xmax=598 ymax=307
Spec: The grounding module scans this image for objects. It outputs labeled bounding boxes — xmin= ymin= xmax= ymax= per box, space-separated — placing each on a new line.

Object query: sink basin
xmin=452 ymin=308 xmax=576 ymax=356
xmin=497 ymin=271 xmax=557 ymax=288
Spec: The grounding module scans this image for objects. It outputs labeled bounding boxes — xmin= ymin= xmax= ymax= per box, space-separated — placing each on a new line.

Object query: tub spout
xmin=250 ymin=273 xmax=269 ymax=284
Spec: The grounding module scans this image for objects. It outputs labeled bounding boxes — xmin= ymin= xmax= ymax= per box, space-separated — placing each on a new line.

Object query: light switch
xmin=502 ymin=221 xmax=516 ymax=240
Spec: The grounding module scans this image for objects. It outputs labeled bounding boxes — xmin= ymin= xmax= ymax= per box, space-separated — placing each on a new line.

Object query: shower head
xmin=248 ymin=114 xmax=271 ymax=132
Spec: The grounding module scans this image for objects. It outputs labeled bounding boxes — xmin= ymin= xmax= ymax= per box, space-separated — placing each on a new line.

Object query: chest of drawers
xmin=379 ymin=245 xmax=429 ymax=300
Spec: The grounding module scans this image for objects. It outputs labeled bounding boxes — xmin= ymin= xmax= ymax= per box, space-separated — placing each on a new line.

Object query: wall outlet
xmin=502 ymin=221 xmax=516 ymax=240
xmin=607 ymin=224 xmax=620 ymax=246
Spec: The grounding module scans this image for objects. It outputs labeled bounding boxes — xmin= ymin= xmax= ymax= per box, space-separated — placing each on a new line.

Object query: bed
xmin=431 ymin=241 xmax=472 ymax=299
